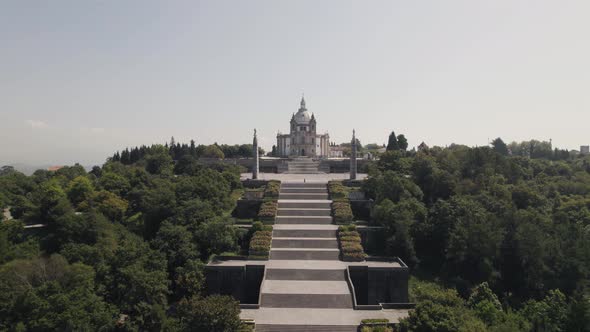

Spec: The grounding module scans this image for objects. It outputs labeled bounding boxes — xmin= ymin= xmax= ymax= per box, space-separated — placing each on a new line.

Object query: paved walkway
xmin=210 ymin=259 xmax=402 ymax=269
xmin=240 ymin=173 xmax=367 ymax=182
xmin=241 ymin=308 xmax=410 ymax=326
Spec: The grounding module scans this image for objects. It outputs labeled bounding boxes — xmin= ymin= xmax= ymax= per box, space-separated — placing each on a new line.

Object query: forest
xmin=366 ymin=134 xmax=590 ymax=331
xmin=0 ymin=135 xmax=589 ymax=331
xmin=0 ymin=145 xmax=246 ymax=331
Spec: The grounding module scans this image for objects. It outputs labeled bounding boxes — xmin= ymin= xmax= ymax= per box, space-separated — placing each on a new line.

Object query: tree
xmin=175 ymin=295 xmax=241 ymax=332
xmin=468 ymin=282 xmax=503 ymax=326
xmin=30 ymin=179 xmax=73 ymax=225
xmin=0 ymin=255 xmax=116 ymax=331
xmin=521 ymin=290 xmax=568 ymax=332
xmin=401 ymin=280 xmax=488 ymax=332
xmin=372 ymin=198 xmax=425 ymax=267
xmin=491 ymin=138 xmax=509 ymax=156
xmin=80 ymin=190 xmax=129 ymax=221
xmin=152 ymin=221 xmax=199 ymax=273
xmin=203 ymin=145 xmax=225 ymax=159
xmin=387 ymin=131 xmax=399 ymax=151
xmin=398 ymin=134 xmax=409 ymax=151
xmin=144 ymin=145 xmax=174 ymax=175
xmin=174 ymin=155 xmax=202 ymax=176
xmin=98 ymin=172 xmax=131 ymax=196
xmin=101 ymin=230 xmax=169 ymax=328
xmin=173 ymin=259 xmax=205 ymax=300
xmin=66 ymin=176 xmax=95 ymax=207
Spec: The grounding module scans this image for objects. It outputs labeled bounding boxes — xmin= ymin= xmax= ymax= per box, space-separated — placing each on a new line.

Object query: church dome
xmin=294 ymin=96 xmax=311 ymax=124
xmin=295 ymin=109 xmax=311 ymax=124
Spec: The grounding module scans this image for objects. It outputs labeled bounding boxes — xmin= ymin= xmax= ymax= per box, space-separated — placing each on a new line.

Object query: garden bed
xmin=257 ymin=200 xmax=278 ymax=224
xmin=338 ymin=225 xmax=366 ymax=262
xmin=248 ymin=222 xmax=273 ymax=260
xmin=360 ymin=319 xmax=392 ymax=332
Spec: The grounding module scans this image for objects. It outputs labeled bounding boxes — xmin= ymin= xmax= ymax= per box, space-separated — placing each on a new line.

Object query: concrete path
xmin=241 ymin=308 xmax=410 ymax=326
xmin=241 ymin=173 xmax=367 ymax=182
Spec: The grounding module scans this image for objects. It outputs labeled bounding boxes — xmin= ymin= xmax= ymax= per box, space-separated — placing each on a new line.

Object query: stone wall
xmin=233 ymin=199 xmax=263 ymax=219
xmin=204 ymin=265 xmax=265 ymax=305
xmin=348 ymin=263 xmax=409 ymax=305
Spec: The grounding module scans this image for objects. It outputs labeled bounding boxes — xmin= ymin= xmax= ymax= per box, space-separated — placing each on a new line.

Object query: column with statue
xmin=350 ymin=129 xmax=357 ymax=180
xmin=253 ymin=129 xmax=259 ymax=179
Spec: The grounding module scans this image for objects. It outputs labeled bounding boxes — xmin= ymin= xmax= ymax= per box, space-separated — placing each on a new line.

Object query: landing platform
xmin=241 ymin=173 xmax=367 ymax=182
xmin=240 ymin=307 xmax=410 ymax=326
xmin=207 ymin=259 xmax=402 ymax=269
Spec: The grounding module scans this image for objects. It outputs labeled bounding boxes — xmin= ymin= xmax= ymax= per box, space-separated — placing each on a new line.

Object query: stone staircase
xmin=259 ymin=182 xmax=355 ymax=320
xmin=236 ymin=180 xmax=409 ymax=330
xmin=286 ymin=157 xmax=322 ymax=174
xmin=256 ymin=325 xmax=357 ymax=332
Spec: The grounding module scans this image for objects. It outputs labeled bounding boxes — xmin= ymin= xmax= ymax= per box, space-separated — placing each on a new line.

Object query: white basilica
xmin=276 ymin=97 xmax=330 ymax=158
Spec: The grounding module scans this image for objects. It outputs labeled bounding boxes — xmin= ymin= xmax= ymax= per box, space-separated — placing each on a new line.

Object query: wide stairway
xmin=256 ymin=182 xmax=357 ymax=332
xmin=286 ymin=157 xmax=322 ymax=174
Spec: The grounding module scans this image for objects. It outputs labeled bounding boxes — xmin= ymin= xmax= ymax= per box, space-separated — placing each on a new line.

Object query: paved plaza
xmin=240 ymin=172 xmax=367 ymax=182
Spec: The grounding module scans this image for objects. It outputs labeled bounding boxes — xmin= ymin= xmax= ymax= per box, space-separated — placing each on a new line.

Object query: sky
xmin=1 ymin=1 xmax=589 ymax=166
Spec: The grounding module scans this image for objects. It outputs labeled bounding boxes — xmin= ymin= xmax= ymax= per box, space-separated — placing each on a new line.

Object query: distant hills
xmin=2 ymin=163 xmax=94 ymax=175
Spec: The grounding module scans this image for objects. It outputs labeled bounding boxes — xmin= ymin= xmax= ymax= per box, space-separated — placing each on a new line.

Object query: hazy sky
xmin=1 ymin=1 xmax=589 ymax=166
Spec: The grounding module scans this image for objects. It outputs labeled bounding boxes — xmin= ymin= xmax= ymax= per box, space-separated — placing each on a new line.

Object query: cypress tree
xmin=387 ymin=131 xmax=399 ymax=151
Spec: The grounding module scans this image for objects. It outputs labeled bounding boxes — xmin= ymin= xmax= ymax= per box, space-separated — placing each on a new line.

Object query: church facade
xmin=276 ymin=97 xmax=330 ymax=157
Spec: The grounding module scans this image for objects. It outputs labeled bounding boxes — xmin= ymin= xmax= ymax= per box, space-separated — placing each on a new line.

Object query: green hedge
xmin=332 ymin=200 xmax=353 ymax=224
xmin=258 ymin=200 xmax=278 ymax=220
xmin=328 ymin=181 xmax=349 ymax=199
xmin=338 ymin=224 xmax=366 ymax=262
xmin=361 ymin=319 xmax=390 ymax=324
xmin=360 ymin=326 xmax=393 ymax=332
xmin=248 ymin=228 xmax=273 ymax=259
xmin=264 ymin=180 xmax=281 ymax=198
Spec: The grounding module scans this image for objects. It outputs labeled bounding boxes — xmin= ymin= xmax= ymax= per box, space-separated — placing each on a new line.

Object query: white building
xmin=276 ymin=97 xmax=330 ymax=157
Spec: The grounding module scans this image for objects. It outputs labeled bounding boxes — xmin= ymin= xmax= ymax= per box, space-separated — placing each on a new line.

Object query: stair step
xmin=265 ymin=268 xmax=346 ymax=280
xmin=280 ymin=193 xmax=329 ymax=200
xmin=277 ymin=208 xmax=332 ymax=217
xmin=270 ymin=248 xmax=340 ymax=260
xmin=255 ymin=325 xmax=357 ymax=332
xmin=275 ymin=216 xmax=333 ymax=225
xmin=261 ymin=280 xmax=352 ymax=308
xmin=281 ymin=183 xmax=326 ymax=188
xmin=272 ymin=237 xmax=338 ymax=248
xmin=261 ymin=293 xmax=353 ymax=308
xmin=278 ymin=201 xmax=331 ymax=209
xmin=280 ymin=188 xmax=328 ymax=193
xmin=273 ymin=229 xmax=337 ymax=238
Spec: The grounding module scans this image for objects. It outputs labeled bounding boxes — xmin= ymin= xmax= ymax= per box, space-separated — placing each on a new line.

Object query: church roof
xmin=294 ymin=96 xmax=312 ymax=124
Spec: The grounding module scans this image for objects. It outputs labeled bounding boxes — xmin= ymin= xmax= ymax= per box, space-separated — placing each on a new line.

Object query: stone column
xmin=253 ymin=129 xmax=259 ymax=180
xmin=350 ymin=129 xmax=357 ymax=180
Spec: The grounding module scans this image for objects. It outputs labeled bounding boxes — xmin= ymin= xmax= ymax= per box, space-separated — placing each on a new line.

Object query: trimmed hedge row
xmin=264 ymin=180 xmax=281 ymax=199
xmin=332 ymin=199 xmax=353 ymax=224
xmin=258 ymin=200 xmax=278 ymax=222
xmin=248 ymin=226 xmax=273 ymax=259
xmin=360 ymin=319 xmax=392 ymax=332
xmin=338 ymin=225 xmax=366 ymax=262
xmin=328 ymin=180 xmax=349 ymax=199
xmin=360 ymin=325 xmax=393 ymax=332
